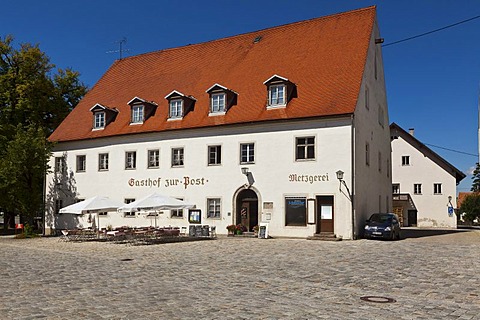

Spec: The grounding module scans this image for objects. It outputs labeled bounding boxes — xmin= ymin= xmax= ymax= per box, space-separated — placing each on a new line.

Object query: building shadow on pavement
xmin=401 ymin=227 xmax=468 ymax=239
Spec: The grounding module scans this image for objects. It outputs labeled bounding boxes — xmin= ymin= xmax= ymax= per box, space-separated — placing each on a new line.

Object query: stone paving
xmin=1 ymin=229 xmax=479 ymax=319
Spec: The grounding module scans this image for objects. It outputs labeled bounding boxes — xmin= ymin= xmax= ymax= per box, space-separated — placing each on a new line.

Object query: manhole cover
xmin=360 ymin=296 xmax=396 ymax=303
xmin=120 ymin=258 xmax=134 ymax=261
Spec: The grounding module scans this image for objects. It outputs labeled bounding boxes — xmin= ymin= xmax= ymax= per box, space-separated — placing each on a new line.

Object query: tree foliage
xmin=471 ymin=162 xmax=480 ymax=192
xmin=459 ymin=193 xmax=480 ymax=222
xmin=0 ymin=35 xmax=87 ymax=227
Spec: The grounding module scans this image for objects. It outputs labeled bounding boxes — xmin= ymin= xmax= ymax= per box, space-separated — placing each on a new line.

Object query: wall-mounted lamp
xmin=336 ymin=170 xmax=352 ymax=202
xmin=336 ymin=170 xmax=344 ymax=181
xmin=241 ymin=167 xmax=254 ymax=187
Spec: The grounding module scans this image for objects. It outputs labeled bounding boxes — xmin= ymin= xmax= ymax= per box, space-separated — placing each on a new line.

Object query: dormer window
xmin=131 ymin=105 xmax=144 ymax=123
xmin=127 ymin=97 xmax=157 ymax=125
xmin=94 ymin=111 xmax=105 ymax=129
xmin=211 ymin=93 xmax=225 ymax=113
xmin=269 ymin=84 xmax=285 ymax=106
xmin=206 ymin=84 xmax=238 ymax=116
xmin=169 ymin=99 xmax=183 ymax=118
xmin=89 ymin=103 xmax=118 ymax=130
xmin=263 ymin=74 xmax=297 ymax=109
xmin=165 ymin=90 xmax=196 ymax=120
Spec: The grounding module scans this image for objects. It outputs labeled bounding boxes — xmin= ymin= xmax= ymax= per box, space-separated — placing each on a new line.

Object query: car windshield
xmin=369 ymin=214 xmax=392 ymax=223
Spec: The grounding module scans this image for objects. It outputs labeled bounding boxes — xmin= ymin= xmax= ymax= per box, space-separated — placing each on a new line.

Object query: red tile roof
xmin=49 ymin=6 xmax=376 ymax=142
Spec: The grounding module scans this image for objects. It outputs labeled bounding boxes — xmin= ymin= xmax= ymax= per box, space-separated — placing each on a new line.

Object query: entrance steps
xmin=307 ymin=232 xmax=342 ymax=241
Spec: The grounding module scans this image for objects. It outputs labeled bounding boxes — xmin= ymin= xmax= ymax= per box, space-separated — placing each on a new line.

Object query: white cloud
xmin=465 ymin=166 xmax=476 ymax=175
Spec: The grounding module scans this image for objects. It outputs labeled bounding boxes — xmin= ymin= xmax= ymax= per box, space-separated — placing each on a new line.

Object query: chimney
xmin=409 ymin=128 xmax=415 ymax=136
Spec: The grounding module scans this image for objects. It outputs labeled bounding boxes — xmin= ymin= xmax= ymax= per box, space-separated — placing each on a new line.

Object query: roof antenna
xmin=106 ymin=37 xmax=130 ymax=60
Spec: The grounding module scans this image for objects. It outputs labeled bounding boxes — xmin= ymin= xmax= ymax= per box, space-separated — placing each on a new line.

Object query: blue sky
xmin=2 ymin=0 xmax=479 ymax=194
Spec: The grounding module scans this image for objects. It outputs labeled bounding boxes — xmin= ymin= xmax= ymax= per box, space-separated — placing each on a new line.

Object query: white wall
xmin=392 ymin=137 xmax=457 ymax=228
xmin=45 ymin=118 xmax=355 ymax=238
xmin=352 ymin=19 xmax=392 ymax=238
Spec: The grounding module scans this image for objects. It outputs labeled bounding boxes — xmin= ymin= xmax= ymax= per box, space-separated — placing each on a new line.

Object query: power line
xmin=424 ymin=143 xmax=478 ymax=157
xmin=382 ymin=14 xmax=480 ymax=47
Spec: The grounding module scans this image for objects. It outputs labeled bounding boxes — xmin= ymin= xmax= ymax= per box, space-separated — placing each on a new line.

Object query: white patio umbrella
xmin=118 ymin=192 xmax=194 ymax=212
xmin=60 ymin=196 xmax=124 ymax=230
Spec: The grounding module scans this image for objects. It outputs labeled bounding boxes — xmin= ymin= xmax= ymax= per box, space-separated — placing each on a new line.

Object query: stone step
xmin=307 ymin=233 xmax=342 ymax=241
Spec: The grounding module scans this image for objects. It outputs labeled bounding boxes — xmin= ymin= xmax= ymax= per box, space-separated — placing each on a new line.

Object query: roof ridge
xmin=115 ymin=6 xmax=376 ymax=62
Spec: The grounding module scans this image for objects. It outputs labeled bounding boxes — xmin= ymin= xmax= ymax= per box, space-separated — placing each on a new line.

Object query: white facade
xmin=391 ymin=125 xmax=465 ymax=228
xmin=46 ymin=119 xmax=357 ymax=238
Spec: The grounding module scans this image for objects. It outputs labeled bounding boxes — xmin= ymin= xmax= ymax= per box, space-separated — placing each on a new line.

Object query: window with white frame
xmin=378 ymin=105 xmax=384 ymax=127
xmin=434 ymin=183 xmax=442 ymax=195
xmin=124 ymin=198 xmax=136 ymax=217
xmin=211 ymin=93 xmax=225 ymax=113
xmin=268 ymin=84 xmax=285 ymax=106
xmin=98 ymin=153 xmax=109 ymax=171
xmin=414 ymin=183 xmax=422 ymax=195
xmin=207 ymin=198 xmax=221 ymax=218
xmin=392 ymin=183 xmax=400 ymax=194
xmin=387 ymin=159 xmax=390 ymax=178
xmin=55 ymin=156 xmax=66 ymax=173
xmin=378 ymin=152 xmax=382 ymax=172
xmin=365 ymin=142 xmax=370 ymax=166
xmin=125 ymin=151 xmax=136 ymax=170
xmin=171 ymin=198 xmax=184 ymax=218
xmin=365 ymin=86 xmax=369 ymax=110
xmin=402 ymin=155 xmax=410 ymax=166
xmin=208 ymin=145 xmax=222 ymax=165
xmin=240 ymin=143 xmax=255 ymax=164
xmin=93 ymin=112 xmax=105 ymax=129
xmin=171 ymin=148 xmax=184 ymax=167
xmin=76 ymin=155 xmax=86 ymax=172
xmin=148 ymin=149 xmax=159 ymax=168
xmin=131 ymin=105 xmax=144 ymax=123
xmin=296 ymin=137 xmax=315 ymax=160
xmin=285 ymin=197 xmax=307 ymax=226
xmin=169 ymin=99 xmax=183 ymax=118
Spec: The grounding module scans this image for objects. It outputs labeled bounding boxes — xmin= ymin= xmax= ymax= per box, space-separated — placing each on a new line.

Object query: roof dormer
xmin=165 ymin=90 xmax=196 ymax=120
xmin=263 ymin=74 xmax=297 ymax=109
xmin=206 ymin=83 xmax=238 ymax=116
xmin=127 ymin=97 xmax=157 ymax=125
xmin=89 ymin=103 xmax=118 ymax=130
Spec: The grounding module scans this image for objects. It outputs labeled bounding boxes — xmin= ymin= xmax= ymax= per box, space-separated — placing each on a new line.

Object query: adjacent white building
xmin=45 ymin=6 xmax=391 ymax=239
xmin=390 ymin=123 xmax=465 ymax=228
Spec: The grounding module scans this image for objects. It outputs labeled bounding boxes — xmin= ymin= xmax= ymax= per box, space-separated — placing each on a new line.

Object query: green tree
xmin=459 ymin=193 xmax=480 ymax=223
xmin=471 ymin=162 xmax=480 ymax=192
xmin=0 ymin=35 xmax=87 ymax=228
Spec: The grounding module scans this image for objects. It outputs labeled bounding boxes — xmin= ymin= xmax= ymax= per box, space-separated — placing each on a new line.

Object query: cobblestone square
xmin=1 ymin=229 xmax=479 ymax=319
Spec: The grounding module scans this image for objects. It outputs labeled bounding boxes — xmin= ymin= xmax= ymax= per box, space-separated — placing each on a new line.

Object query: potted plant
xmin=226 ymin=224 xmax=236 ymax=236
xmin=235 ymin=224 xmax=247 ymax=235
xmin=253 ymin=225 xmax=259 ymax=236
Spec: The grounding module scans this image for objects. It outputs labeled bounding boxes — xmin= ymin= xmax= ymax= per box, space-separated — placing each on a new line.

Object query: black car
xmin=364 ymin=213 xmax=401 ymax=240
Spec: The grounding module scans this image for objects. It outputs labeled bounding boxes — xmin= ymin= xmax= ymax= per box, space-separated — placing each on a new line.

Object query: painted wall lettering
xmin=128 ymin=177 xmax=209 ymax=189
xmin=288 ymin=173 xmax=329 ymax=184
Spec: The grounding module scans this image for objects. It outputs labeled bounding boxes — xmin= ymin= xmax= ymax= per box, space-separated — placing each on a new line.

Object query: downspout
xmin=351 ymin=114 xmax=356 ymax=239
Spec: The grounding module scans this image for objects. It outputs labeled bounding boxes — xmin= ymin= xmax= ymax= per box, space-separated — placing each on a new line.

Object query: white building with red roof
xmin=390 ymin=123 xmax=466 ymax=228
xmin=45 ymin=6 xmax=391 ymax=239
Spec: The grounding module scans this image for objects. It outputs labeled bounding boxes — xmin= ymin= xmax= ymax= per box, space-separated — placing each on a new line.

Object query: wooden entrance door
xmin=316 ymin=196 xmax=334 ymax=234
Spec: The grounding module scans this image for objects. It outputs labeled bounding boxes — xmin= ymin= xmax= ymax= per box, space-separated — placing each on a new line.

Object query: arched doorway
xmin=235 ymin=189 xmax=259 ymax=232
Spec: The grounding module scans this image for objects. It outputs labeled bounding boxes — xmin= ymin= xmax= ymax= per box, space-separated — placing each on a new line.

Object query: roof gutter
xmin=351 ymin=114 xmax=356 ymax=239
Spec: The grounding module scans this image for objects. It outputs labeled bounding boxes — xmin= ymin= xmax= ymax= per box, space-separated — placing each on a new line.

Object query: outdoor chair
xmin=210 ymin=226 xmax=217 ymax=238
xmin=60 ymin=230 xmax=70 ymax=241
xmin=180 ymin=226 xmax=187 ymax=236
